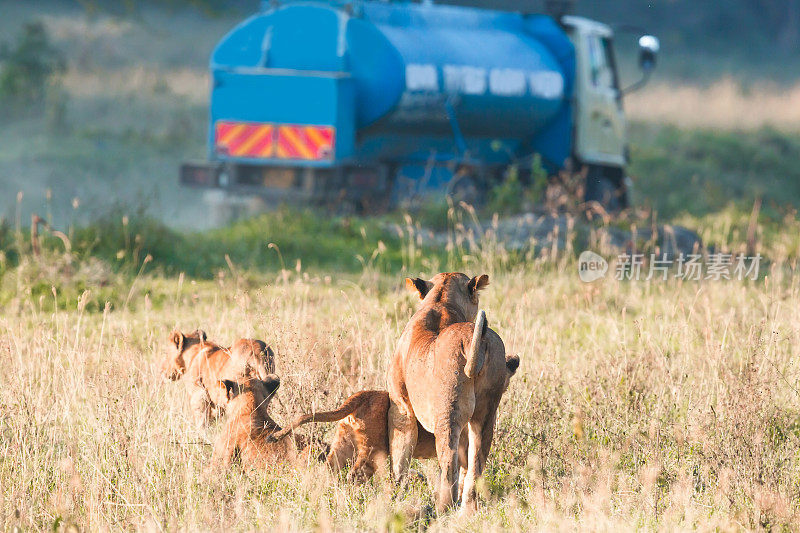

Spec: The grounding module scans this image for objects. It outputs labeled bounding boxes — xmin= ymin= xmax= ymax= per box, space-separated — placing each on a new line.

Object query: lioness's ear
xmin=170 ymin=330 xmax=185 ymax=352
xmin=193 ymin=329 xmax=207 ymax=342
xmin=468 ymin=274 xmax=490 ymax=297
xmin=405 ymin=277 xmax=432 ymax=300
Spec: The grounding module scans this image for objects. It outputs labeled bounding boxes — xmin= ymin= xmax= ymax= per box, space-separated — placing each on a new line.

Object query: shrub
xmin=486 ymin=156 xmax=548 ymax=215
xmin=0 ymin=22 xmax=66 ymax=112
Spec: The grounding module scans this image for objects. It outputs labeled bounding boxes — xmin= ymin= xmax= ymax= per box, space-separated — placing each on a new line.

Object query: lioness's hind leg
xmin=388 ymin=400 xmax=418 ymax=483
xmin=457 ymin=430 xmax=469 ymax=502
xmin=460 ymin=407 xmax=498 ymax=514
xmin=434 ymin=422 xmax=461 ymax=513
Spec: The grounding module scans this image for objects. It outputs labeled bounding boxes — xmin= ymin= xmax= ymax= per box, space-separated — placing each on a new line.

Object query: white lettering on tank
xmin=443 ymin=65 xmax=487 ymax=95
xmin=529 ymin=71 xmax=565 ymax=99
xmin=405 ymin=64 xmax=439 ymax=92
xmin=489 ymin=68 xmax=526 ymax=96
xmin=406 ymin=65 xmax=564 ymax=99
xmin=336 ymin=12 xmax=347 ymax=57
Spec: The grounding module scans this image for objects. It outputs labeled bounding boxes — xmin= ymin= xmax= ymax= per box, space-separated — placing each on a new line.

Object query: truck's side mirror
xmin=638 ymin=35 xmax=660 ymax=72
xmin=622 ymin=34 xmax=659 ymax=94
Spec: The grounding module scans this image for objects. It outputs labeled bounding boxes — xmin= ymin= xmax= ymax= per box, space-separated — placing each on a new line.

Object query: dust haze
xmin=0 ymin=0 xmax=242 ymax=230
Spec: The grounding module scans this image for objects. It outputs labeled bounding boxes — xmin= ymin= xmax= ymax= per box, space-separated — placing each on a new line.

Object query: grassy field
xmin=3 ymin=240 xmax=800 ymax=530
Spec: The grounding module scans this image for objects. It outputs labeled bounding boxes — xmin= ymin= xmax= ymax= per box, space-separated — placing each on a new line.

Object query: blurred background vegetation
xmin=585 ymin=0 xmax=800 ymax=82
xmin=39 ymin=0 xmax=800 ymax=82
xmin=47 ymin=0 xmax=800 ymax=80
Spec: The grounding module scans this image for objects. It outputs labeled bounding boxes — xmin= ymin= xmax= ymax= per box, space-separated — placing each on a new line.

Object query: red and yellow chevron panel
xmin=214 ymin=121 xmax=274 ymax=158
xmin=214 ymin=121 xmax=335 ymax=160
xmin=276 ymin=125 xmax=335 ymax=160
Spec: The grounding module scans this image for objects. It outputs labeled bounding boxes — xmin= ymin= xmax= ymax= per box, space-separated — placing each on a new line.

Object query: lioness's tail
xmin=269 ymin=390 xmax=377 ymax=442
xmin=465 ymin=309 xmax=487 ymax=378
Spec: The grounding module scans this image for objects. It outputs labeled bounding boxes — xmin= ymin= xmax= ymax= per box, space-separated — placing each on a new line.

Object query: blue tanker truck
xmin=181 ymin=0 xmax=659 ymax=211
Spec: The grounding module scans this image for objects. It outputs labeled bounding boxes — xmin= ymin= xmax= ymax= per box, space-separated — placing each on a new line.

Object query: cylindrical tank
xmin=351 ymin=2 xmax=570 ymax=138
xmin=212 ymin=1 xmax=574 ymax=165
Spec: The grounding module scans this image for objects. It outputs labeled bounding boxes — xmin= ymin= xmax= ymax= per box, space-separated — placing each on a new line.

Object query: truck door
xmin=575 ymin=32 xmax=627 ymax=168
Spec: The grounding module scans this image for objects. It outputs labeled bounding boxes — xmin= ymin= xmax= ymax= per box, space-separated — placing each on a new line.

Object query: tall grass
xmin=2 ymin=246 xmax=800 ymax=530
xmin=1 ymin=205 xmax=800 ymax=529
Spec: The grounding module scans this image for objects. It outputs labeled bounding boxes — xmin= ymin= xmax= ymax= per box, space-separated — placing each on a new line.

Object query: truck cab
xmin=563 ymin=15 xmax=658 ymax=209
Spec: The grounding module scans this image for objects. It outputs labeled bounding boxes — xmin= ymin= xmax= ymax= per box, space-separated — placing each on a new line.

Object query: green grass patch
xmin=14 ymin=208 xmax=410 ymax=279
xmin=629 ymin=123 xmax=800 ymax=220
xmin=0 ymin=208 xmax=425 ymax=311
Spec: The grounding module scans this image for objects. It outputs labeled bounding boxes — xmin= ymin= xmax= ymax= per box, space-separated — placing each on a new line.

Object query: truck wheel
xmin=584 ymin=165 xmax=627 ymax=212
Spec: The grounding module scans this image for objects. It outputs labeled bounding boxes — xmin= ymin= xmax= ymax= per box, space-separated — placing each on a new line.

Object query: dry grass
xmin=626 ymin=78 xmax=800 ymax=131
xmin=2 ymin=258 xmax=800 ymax=531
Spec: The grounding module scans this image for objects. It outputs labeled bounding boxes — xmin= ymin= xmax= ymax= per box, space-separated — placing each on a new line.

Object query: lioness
xmin=160 ymin=330 xmax=276 ymax=426
xmin=387 ymin=272 xmax=511 ymax=514
xmin=208 ymin=376 xmax=326 ymax=468
xmin=270 ymin=353 xmax=519 ymax=484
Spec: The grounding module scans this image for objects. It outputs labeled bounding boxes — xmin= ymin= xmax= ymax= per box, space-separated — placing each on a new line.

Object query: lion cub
xmin=269 ymin=352 xmax=519 ymax=483
xmin=270 ymin=389 xmax=435 ymax=482
xmin=208 ymin=376 xmax=326 ymax=469
xmin=160 ymin=329 xmax=276 ymax=426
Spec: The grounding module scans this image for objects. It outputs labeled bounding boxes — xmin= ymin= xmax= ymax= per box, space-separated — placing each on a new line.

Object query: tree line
xmin=71 ymin=0 xmax=799 ymax=55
